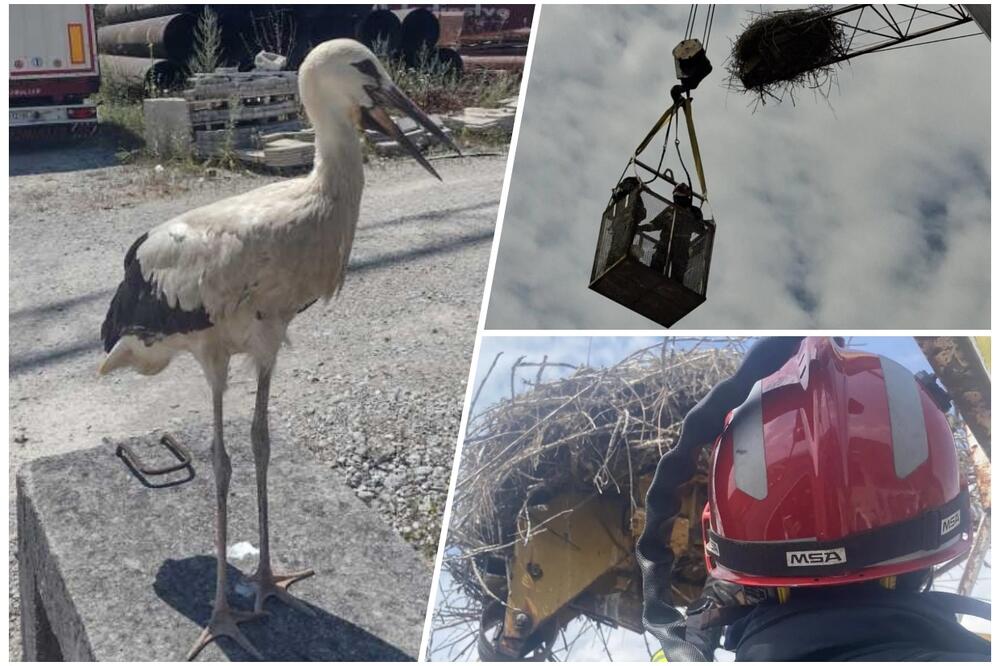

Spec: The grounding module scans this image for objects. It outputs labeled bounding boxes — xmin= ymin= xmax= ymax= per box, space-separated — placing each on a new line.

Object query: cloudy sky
xmin=486 ymin=5 xmax=990 ymax=329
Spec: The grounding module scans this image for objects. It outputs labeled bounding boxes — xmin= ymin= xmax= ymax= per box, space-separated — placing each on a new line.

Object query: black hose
xmin=636 ymin=337 xmax=805 ymax=659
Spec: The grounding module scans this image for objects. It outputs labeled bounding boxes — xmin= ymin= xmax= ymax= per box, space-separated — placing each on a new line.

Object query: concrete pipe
xmin=435 ymin=47 xmax=464 ymax=76
xmin=102 ymin=4 xmax=192 ymax=25
xmin=97 ymin=13 xmax=197 ymax=61
xmin=394 ymin=8 xmax=440 ymax=59
xmin=99 ymin=54 xmax=185 ymax=90
xmin=356 ymin=9 xmax=402 ymax=54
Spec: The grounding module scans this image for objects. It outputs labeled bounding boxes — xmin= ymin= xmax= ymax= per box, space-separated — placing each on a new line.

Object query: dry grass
xmin=374 ymin=41 xmax=521 ymax=114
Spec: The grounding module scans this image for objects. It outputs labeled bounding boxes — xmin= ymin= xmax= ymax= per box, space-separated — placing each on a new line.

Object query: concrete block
xmin=442 ymin=107 xmax=516 ymax=134
xmin=254 ymin=51 xmax=287 ymax=71
xmin=16 ymin=423 xmax=431 ymax=661
xmin=237 ymin=139 xmax=315 ymax=169
xmin=143 ymin=98 xmax=192 ymax=158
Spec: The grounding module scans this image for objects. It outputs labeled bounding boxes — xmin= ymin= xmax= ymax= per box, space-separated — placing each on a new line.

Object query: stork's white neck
xmin=309 ymin=112 xmax=365 ymax=202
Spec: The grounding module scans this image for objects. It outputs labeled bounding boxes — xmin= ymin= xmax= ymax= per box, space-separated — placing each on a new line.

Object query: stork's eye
xmin=350 ymin=59 xmax=382 ymax=86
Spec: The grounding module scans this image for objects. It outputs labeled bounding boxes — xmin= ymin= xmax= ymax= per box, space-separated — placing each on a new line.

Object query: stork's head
xmin=299 ymin=39 xmax=460 ymax=180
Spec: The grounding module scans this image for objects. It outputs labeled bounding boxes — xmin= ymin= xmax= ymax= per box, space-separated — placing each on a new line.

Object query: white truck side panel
xmin=9 ymin=4 xmax=96 ymax=78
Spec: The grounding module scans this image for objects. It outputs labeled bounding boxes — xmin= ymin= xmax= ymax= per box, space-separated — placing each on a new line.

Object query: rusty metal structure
xmin=917 ymin=336 xmax=991 ymax=459
xmin=793 ymin=4 xmax=984 ymax=61
xmin=918 ymin=336 xmax=991 ymax=603
xmin=477 ymin=479 xmax=708 ymax=660
xmin=95 ymin=4 xmax=530 ymax=88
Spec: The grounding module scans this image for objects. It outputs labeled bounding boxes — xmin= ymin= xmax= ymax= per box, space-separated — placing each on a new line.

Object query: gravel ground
xmin=8 ymin=145 xmax=504 ymax=658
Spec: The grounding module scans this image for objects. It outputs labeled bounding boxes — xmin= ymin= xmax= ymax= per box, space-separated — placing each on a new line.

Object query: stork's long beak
xmin=361 ymin=83 xmax=462 ymax=181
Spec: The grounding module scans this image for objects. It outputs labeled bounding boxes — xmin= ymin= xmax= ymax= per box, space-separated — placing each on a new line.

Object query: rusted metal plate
xmin=435 ymin=10 xmax=466 ymax=47
xmin=571 ymin=577 xmax=644 ymax=635
xmin=502 ymin=493 xmax=631 ymax=645
xmin=915 ymin=337 xmax=991 ymax=458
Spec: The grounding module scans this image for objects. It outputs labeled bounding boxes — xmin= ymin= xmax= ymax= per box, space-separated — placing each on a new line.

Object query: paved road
xmin=8 ymin=148 xmax=504 ymax=658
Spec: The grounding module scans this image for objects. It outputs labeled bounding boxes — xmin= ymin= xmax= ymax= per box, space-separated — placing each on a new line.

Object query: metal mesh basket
xmin=590 ymin=175 xmax=716 ymax=328
xmin=591 ymin=182 xmax=643 ymax=282
xmin=594 ymin=180 xmax=714 ymax=298
xmin=683 ymin=228 xmax=714 ymax=294
xmin=590 ymin=91 xmax=715 ymax=327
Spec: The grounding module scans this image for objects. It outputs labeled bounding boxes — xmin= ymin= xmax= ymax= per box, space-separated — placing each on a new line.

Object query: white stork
xmin=99 ymin=39 xmax=459 ymax=659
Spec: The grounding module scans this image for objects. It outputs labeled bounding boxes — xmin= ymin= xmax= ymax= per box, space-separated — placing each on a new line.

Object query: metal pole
xmin=957 ymin=514 xmax=990 ymax=597
xmin=964 ymin=4 xmax=991 ymax=40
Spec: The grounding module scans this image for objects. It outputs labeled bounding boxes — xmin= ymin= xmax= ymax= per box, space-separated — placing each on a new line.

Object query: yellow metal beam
xmin=503 ymin=493 xmax=632 ymax=644
xmin=916 ymin=337 xmax=991 ymax=459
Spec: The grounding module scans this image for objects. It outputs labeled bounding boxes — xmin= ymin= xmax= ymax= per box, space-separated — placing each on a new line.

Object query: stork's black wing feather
xmin=101 ymin=232 xmax=213 ymax=352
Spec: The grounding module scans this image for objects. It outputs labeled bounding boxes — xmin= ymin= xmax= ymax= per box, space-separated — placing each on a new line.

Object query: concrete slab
xmin=143 ymin=98 xmax=192 ymax=159
xmin=442 ymin=108 xmax=516 ymax=134
xmin=16 ymin=423 xmax=431 ymax=661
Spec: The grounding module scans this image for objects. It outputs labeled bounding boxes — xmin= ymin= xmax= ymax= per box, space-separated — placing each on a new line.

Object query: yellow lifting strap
xmin=633 ymin=98 xmax=709 ymax=201
xmin=635 ymin=103 xmax=679 ymax=156
xmin=682 ymin=98 xmax=708 ymax=200
xmin=651 ymin=648 xmax=668 ymax=662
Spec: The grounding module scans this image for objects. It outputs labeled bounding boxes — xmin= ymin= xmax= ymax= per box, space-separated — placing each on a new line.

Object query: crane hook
xmin=671 ymin=38 xmax=713 ymax=106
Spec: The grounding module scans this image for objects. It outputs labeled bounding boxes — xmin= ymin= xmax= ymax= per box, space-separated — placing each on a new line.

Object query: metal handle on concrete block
xmin=116 ymin=433 xmax=195 ymax=487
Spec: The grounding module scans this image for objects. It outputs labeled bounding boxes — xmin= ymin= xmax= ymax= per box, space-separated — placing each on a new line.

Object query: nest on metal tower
xmin=443 ymin=339 xmax=745 ymax=606
xmin=726 ymin=5 xmax=848 ymax=106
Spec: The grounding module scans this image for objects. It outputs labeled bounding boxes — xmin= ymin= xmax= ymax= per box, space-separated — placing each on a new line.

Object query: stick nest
xmin=446 ymin=340 xmax=745 ymax=603
xmin=726 ymin=6 xmax=848 ymax=106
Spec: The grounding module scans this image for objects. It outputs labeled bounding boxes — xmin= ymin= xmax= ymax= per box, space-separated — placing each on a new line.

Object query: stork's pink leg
xmin=248 ymin=366 xmax=315 ymax=616
xmin=187 ymin=373 xmax=264 ymax=661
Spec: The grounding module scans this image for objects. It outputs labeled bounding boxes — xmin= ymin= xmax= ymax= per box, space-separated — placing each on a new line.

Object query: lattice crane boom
xmin=796 ymin=4 xmax=985 ymax=66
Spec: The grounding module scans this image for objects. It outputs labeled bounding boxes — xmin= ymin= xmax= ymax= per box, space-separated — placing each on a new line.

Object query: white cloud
xmin=487 ymin=5 xmax=990 ymax=329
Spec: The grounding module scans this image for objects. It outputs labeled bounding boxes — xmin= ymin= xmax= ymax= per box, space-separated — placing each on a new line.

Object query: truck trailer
xmin=9 ymin=4 xmax=100 ymax=137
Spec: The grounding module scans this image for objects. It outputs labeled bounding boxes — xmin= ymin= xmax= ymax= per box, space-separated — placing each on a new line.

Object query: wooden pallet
xmin=190 ymin=100 xmax=300 ymax=129
xmin=184 ymin=70 xmax=299 ymax=101
xmin=185 ymin=69 xmax=305 ymax=160
xmin=187 ymin=93 xmax=297 ymax=112
xmin=193 ymin=119 xmax=306 ymax=158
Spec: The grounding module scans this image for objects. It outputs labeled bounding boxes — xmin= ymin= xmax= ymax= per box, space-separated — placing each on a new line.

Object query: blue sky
xmin=470 ymin=335 xmax=929 ymax=418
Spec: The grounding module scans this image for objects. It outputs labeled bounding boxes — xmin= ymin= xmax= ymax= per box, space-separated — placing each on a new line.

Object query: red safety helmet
xmin=703 ymin=337 xmax=971 ymax=588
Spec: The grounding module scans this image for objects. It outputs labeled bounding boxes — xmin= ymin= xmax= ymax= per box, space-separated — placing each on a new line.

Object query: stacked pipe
xmin=356 ymin=8 xmax=403 ymax=54
xmin=97 ymin=5 xmax=197 ymax=89
xmin=94 ymin=4 xmax=535 ymax=89
xmin=96 ymin=5 xmax=378 ymax=88
xmin=358 ymin=8 xmax=462 ymax=75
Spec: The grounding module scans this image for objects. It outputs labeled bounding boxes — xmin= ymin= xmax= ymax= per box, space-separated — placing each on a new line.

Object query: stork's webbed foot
xmin=249 ymin=568 xmax=316 ymax=616
xmin=186 ymin=606 xmax=264 ymax=661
